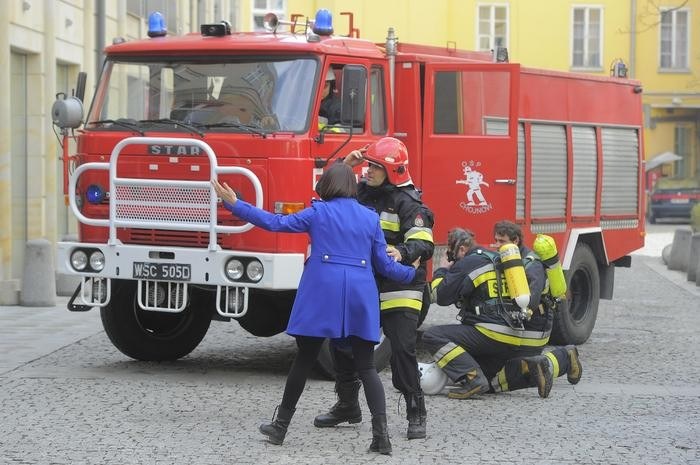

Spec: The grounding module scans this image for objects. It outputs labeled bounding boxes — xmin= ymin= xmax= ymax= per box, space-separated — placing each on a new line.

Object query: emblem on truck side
xmin=456 ymin=161 xmax=492 ymax=214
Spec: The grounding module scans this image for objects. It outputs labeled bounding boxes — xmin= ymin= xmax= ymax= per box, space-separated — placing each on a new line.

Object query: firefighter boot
xmin=566 ymin=345 xmax=583 ymax=385
xmin=259 ymin=405 xmax=295 ymax=445
xmin=368 ymin=414 xmax=392 ymax=455
xmin=523 ymin=355 xmax=554 ymax=399
xmin=447 ymin=368 xmax=490 ymax=399
xmin=405 ymin=392 xmax=427 ymax=439
xmin=313 ymin=379 xmax=362 ymax=427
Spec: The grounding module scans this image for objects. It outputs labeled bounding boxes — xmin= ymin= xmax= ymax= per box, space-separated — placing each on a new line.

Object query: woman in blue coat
xmin=212 ymin=162 xmax=416 ymax=455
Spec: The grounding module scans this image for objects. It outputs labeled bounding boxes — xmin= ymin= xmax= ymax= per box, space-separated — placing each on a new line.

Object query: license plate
xmin=133 ymin=262 xmax=191 ymax=281
xmin=670 ymin=198 xmax=689 ymax=204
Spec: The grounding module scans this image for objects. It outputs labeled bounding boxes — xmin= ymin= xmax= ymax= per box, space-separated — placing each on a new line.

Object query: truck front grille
xmin=122 ymin=229 xmax=224 ymax=248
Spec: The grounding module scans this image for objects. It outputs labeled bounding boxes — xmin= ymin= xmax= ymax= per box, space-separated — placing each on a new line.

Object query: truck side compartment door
xmin=421 ymin=63 xmax=520 ymax=248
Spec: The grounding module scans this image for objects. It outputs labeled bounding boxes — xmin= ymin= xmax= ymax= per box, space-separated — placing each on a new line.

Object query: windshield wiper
xmin=200 ymin=121 xmax=268 ymax=138
xmin=139 ymin=119 xmax=205 ymax=138
xmin=89 ymin=119 xmax=145 ymax=135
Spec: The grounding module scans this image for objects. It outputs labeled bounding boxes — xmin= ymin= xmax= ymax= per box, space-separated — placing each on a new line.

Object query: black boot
xmin=259 ymin=405 xmax=295 ymax=445
xmin=524 ymin=355 xmax=554 ymax=399
xmin=313 ymin=380 xmax=362 ymax=427
xmin=368 ymin=414 xmax=392 ymax=455
xmin=405 ymin=392 xmax=427 ymax=439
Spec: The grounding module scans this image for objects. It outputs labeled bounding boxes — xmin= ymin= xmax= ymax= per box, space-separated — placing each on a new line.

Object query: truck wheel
xmin=314 ymin=335 xmax=392 ymax=380
xmin=101 ymin=281 xmax=212 ymax=361
xmin=236 ymin=290 xmax=294 ymax=337
xmin=550 ymin=243 xmax=599 ymax=345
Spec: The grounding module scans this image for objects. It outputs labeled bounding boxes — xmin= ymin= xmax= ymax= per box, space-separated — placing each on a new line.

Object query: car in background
xmin=647 ymin=178 xmax=700 ymax=223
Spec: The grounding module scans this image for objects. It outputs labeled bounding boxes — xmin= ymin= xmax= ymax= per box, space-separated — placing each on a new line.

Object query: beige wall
xmin=0 ymin=0 xmax=216 ymax=291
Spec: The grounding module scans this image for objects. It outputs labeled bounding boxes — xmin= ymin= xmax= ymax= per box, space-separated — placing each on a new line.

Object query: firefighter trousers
xmin=332 ymin=310 xmax=421 ymax=395
xmin=489 ymin=345 xmax=576 ymax=392
xmin=421 ymin=323 xmax=542 ymax=391
xmin=543 ymin=346 xmax=576 ymax=379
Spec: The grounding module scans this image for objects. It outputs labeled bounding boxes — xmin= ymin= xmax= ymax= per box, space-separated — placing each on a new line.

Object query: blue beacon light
xmin=86 ymin=184 xmax=105 ymax=204
xmin=147 ymin=12 xmax=167 ymax=38
xmin=312 ymin=9 xmax=333 ymax=36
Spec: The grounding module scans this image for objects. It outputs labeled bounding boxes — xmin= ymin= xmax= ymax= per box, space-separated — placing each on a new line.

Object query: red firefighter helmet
xmin=363 ymin=137 xmax=412 ymax=186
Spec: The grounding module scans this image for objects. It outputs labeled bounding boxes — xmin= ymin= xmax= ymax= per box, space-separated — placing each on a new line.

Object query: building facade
xmin=1 ymin=0 xmax=697 ymax=302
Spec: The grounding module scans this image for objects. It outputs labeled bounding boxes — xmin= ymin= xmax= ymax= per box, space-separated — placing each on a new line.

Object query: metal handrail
xmin=67 ymin=137 xmax=263 ymax=251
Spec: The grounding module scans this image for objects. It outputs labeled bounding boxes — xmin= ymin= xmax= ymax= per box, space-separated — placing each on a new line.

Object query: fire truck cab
xmin=53 ymin=10 xmax=644 ymax=375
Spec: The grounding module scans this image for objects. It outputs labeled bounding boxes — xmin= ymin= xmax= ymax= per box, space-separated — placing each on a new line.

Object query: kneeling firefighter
xmin=314 ymin=137 xmax=435 ymax=439
xmin=421 ymin=226 xmax=555 ymax=399
xmin=488 ymin=223 xmax=582 ymax=393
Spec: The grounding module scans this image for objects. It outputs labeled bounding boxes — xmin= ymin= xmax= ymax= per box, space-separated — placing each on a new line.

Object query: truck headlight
xmin=225 ymin=259 xmax=244 ymax=280
xmin=89 ymin=250 xmax=105 ymax=271
xmin=246 ymin=260 xmax=263 ymax=282
xmin=71 ymin=250 xmax=88 ymax=271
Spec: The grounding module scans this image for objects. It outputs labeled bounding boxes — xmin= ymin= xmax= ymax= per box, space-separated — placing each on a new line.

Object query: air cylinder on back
xmin=498 ymin=243 xmax=530 ymax=311
xmin=532 ymin=234 xmax=567 ymax=299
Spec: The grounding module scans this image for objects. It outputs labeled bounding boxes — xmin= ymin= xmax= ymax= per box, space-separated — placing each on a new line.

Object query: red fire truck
xmin=53 ymin=10 xmax=645 ymax=375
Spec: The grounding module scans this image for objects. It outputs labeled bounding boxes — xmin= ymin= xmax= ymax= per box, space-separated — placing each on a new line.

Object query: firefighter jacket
xmin=357 ymin=180 xmax=435 ymax=315
xmin=431 ymin=245 xmax=550 ymax=347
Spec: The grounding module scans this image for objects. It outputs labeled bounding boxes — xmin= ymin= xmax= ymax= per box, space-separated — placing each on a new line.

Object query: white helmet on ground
xmin=418 ymin=362 xmax=448 ymax=395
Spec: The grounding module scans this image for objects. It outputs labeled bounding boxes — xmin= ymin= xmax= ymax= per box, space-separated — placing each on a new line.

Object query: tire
xmin=101 ymin=280 xmax=212 ymax=361
xmin=236 ymin=289 xmax=294 ymax=337
xmin=550 ymin=243 xmax=600 ymax=345
xmin=314 ymin=334 xmax=393 ymax=380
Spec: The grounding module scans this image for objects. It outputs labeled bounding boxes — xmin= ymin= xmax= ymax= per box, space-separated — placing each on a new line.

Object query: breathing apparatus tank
xmin=498 ymin=243 xmax=531 ymax=319
xmin=532 ymin=234 xmax=567 ymax=298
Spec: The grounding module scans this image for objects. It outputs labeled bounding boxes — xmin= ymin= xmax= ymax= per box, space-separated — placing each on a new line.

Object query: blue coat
xmin=227 ymin=197 xmax=416 ymax=343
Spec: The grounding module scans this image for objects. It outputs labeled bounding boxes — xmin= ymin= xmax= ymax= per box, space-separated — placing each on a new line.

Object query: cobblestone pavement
xmin=1 ymin=230 xmax=699 ymax=465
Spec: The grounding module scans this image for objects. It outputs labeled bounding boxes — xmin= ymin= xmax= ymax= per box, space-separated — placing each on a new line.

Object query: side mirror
xmin=340 ymin=65 xmax=366 ymax=128
xmin=75 ymin=71 xmax=87 ymax=102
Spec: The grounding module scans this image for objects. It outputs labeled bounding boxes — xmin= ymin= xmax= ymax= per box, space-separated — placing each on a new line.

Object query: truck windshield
xmin=86 ymin=57 xmax=317 ymax=133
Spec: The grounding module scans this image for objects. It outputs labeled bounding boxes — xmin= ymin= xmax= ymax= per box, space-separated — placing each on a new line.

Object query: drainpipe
xmin=629 ymin=0 xmax=636 ymax=78
xmin=96 ymin=0 xmax=105 ymax=78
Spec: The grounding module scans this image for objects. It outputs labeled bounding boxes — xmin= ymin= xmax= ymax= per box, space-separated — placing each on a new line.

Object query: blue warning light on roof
xmin=312 ymin=9 xmax=333 ymax=36
xmin=148 ymin=12 xmax=167 ymax=38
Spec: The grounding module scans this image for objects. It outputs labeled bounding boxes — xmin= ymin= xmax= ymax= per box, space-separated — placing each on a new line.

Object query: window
xmin=87 ymin=58 xmax=317 ymax=133
xmin=433 ymin=70 xmax=510 ymax=136
xmin=660 ymin=8 xmax=689 ymax=70
xmin=252 ymin=0 xmax=285 ymax=31
xmin=370 ymin=67 xmax=387 ymax=135
xmin=572 ymin=7 xmax=602 ymax=69
xmin=477 ymin=5 xmax=508 ymax=52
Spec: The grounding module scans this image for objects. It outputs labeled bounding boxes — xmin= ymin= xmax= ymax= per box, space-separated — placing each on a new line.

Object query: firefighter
xmin=314 ymin=137 xmax=435 ymax=439
xmin=488 ymin=221 xmax=582 ymax=393
xmin=319 ymin=68 xmax=341 ymax=126
xmin=421 ymin=227 xmax=555 ymax=399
